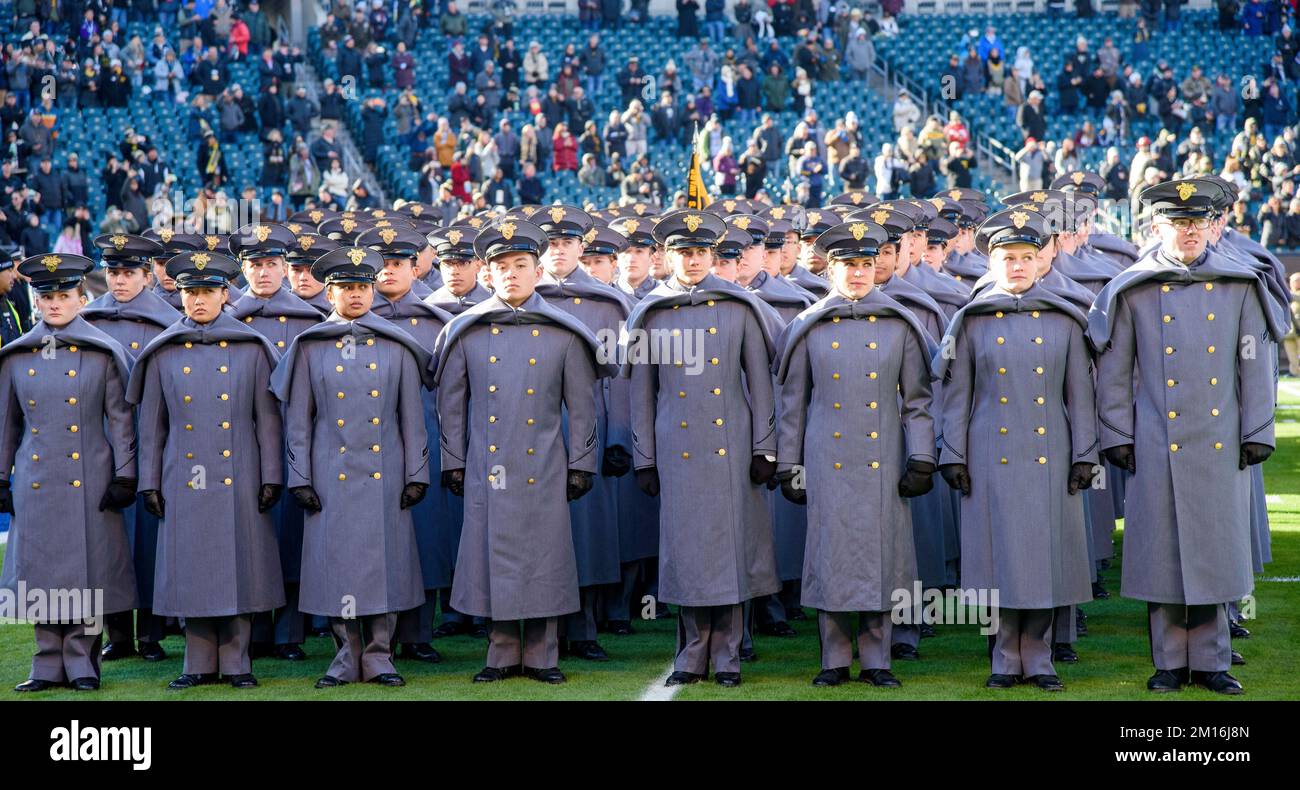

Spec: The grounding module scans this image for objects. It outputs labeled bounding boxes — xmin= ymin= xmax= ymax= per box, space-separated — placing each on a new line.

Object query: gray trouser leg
xmin=709 ymin=604 xmax=743 ymax=674
xmin=328 ymin=613 xmax=397 ymax=682
xmin=1149 ymin=602 xmax=1231 ymax=673
xmin=857 ymin=611 xmax=892 ymax=670
xmin=817 ymin=611 xmax=854 ymax=671
xmin=487 ymin=620 xmax=523 ymax=669
xmin=740 ymin=598 xmax=754 ymax=652
xmin=274 ymin=583 xmax=306 ymax=645
xmin=561 ymin=587 xmax=598 ymax=641
xmin=675 ymin=606 xmax=711 ymax=675
xmin=892 ymin=622 xmax=920 ymax=647
xmin=603 ymin=561 xmax=640 ymax=622
xmin=182 ymin=617 xmax=220 ymax=675
xmin=31 ymin=623 xmax=102 ymax=682
xmin=1052 ymin=604 xmax=1076 ymax=644
xmin=991 ymin=608 xmax=1055 ymax=677
xmin=755 ymin=593 xmax=787 ymax=626
xmin=215 ymin=614 xmax=252 ymax=676
xmin=522 ymin=617 xmax=560 ymax=669
xmin=395 ymin=594 xmax=436 ymax=644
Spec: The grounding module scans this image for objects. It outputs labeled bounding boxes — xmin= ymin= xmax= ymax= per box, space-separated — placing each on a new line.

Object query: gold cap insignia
xmin=379 ymin=229 xmax=398 ymax=245
xmin=948 ymin=190 xmax=962 ymax=201
xmin=410 ymin=204 xmax=424 ymax=216
xmin=633 ymin=204 xmax=647 ymax=215
xmin=205 ymin=235 xmax=221 ymax=250
xmin=372 ymin=210 xmax=387 ymax=219
xmin=374 ymin=220 xmax=392 ymax=228
xmin=341 ymin=212 xmax=356 ymax=220
xmin=623 ymin=220 xmax=639 ymax=235
xmin=878 ymin=203 xmax=894 ymax=211
xmin=723 ymin=200 xmax=736 ymax=212
xmin=298 ymin=236 xmax=315 ymax=251
xmin=850 ymin=193 xmax=864 ymax=205
xmin=447 ymin=230 xmax=463 ymax=246
xmin=192 ymin=253 xmax=210 ymax=270
xmin=806 ymin=211 xmax=822 ymax=226
xmin=1176 ymin=183 xmax=1197 ymax=201
xmin=347 ymin=248 xmax=367 ymax=266
xmin=1010 ymin=211 xmax=1029 ymax=229
xmin=549 ymin=207 xmax=566 ymax=224
xmin=309 ymin=210 xmax=324 ymax=223
xmin=111 ymin=235 xmax=128 ymax=250
xmin=159 ymin=228 xmax=175 ymax=243
xmin=341 ymin=219 xmax=357 ymax=233
xmin=581 ymin=228 xmax=596 ymax=245
xmin=468 ymin=217 xmax=484 ymax=228
xmin=733 ymin=217 xmax=751 ymax=230
xmin=1072 ymin=171 xmax=1086 ymax=186
xmin=928 ymin=198 xmax=945 ymax=210
xmin=769 ymin=207 xmax=786 ymax=220
xmin=1031 ymin=191 xmax=1048 ymax=203
xmin=683 ymin=214 xmax=703 ymax=233
xmin=849 ymin=223 xmax=867 ymax=241
xmin=871 ymin=210 xmax=889 ymax=225
xmin=287 ymin=223 xmax=302 ymax=234
xmin=500 ymin=222 xmax=516 ymax=241
xmin=41 ymin=255 xmax=61 ymax=272
xmin=254 ymin=225 xmax=271 ymax=242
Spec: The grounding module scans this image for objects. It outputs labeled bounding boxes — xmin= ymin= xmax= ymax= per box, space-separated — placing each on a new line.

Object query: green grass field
xmin=4 ymin=395 xmax=1300 ymax=701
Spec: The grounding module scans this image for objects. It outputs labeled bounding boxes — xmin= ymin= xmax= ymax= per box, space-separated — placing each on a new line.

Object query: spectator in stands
xmin=1056 ymin=60 xmax=1083 ymax=113
xmin=1015 ymin=90 xmax=1046 ymax=143
xmin=739 ymin=138 xmax=767 ymax=197
xmin=1258 ymin=193 xmax=1286 ymax=246
xmin=579 ymin=152 xmax=604 ymax=186
xmin=19 ymin=212 xmax=49 ymax=255
xmin=892 ymin=90 xmax=919 ymax=133
xmin=448 ymin=39 xmax=472 ymax=86
xmin=845 ymin=28 xmax=873 ymax=82
xmin=941 ymin=140 xmax=976 ymax=189
xmin=761 ymin=63 xmax=789 ymax=112
xmin=553 ymin=121 xmax=579 ymax=171
xmin=1013 ymin=137 xmax=1046 ymax=190
xmin=907 ymin=150 xmax=937 ymax=199
xmin=1262 ymin=81 xmax=1291 ymax=140
xmin=360 ymin=96 xmax=387 ymax=162
xmin=1180 ymin=65 xmax=1212 ymax=102
xmin=677 ymin=0 xmax=701 ymax=38
xmin=617 ymin=55 xmax=649 ymax=106
xmin=874 ymin=142 xmax=905 ymax=199
xmin=1012 ymin=46 xmax=1034 ymax=100
xmin=578 ymin=119 xmax=603 ymax=165
xmin=985 ymin=48 xmax=1006 ymax=94
xmin=518 ymin=161 xmax=546 ymax=203
xmin=713 ymin=136 xmax=739 ymax=195
xmin=658 ymin=59 xmax=683 ymax=97
xmin=684 ymin=38 xmax=720 ymax=93
xmin=442 ymin=2 xmax=468 ymax=46
xmin=321 ymin=158 xmax=350 ymax=201
xmin=524 ymin=40 xmax=549 ymax=88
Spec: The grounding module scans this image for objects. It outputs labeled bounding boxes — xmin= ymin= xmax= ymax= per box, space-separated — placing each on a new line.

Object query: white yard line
xmin=637 ymin=664 xmax=683 ymax=701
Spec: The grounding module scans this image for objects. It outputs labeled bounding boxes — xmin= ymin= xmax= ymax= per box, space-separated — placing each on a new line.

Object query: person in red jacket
xmin=553 ymin=122 xmax=579 ymax=172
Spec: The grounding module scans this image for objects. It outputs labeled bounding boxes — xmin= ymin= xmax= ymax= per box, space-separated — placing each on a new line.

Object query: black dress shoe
xmin=758 ymin=621 xmax=797 ymax=637
xmin=315 ymin=675 xmax=347 ymax=688
xmin=138 ymin=642 xmax=167 ymax=662
xmin=472 ymin=665 xmax=521 ymax=683
xmin=275 ymin=644 xmax=307 ymax=661
xmin=1075 ymin=610 xmax=1088 ymax=636
xmin=1231 ymin=649 xmax=1246 ymax=666
xmin=569 ymin=640 xmax=611 ymax=661
xmin=1229 ymin=622 xmax=1251 ymax=639
xmin=469 ymin=624 xmax=489 ymax=639
xmin=249 ymin=641 xmax=275 ymax=659
xmin=228 ymin=673 xmax=258 ymax=689
xmin=985 ymin=673 xmax=1018 ymax=689
xmin=168 ymin=673 xmax=215 ymax=689
xmin=655 ymin=604 xmax=673 ymax=620
xmin=431 ymin=621 xmax=469 ymax=638
xmin=919 ymin=623 xmax=936 ymax=638
xmin=606 ymin=620 xmax=635 ymax=635
xmin=100 ymin=641 xmax=137 ymax=661
xmin=1052 ymin=643 xmax=1079 ymax=663
xmin=524 ymin=666 xmax=566 ymax=684
xmin=664 ymin=671 xmax=703 ymax=686
xmin=890 ymin=644 xmax=919 ymax=661
xmin=738 ymin=646 xmax=757 ymax=662
xmin=812 ymin=667 xmax=850 ymax=686
xmin=1091 ymin=581 xmax=1110 ymax=599
xmin=786 ymin=607 xmax=808 ymax=621
xmin=1190 ymin=670 xmax=1243 ymax=695
xmin=71 ymin=677 xmax=100 ymax=691
xmin=715 ymin=671 xmax=742 ymax=687
xmin=369 ymin=673 xmax=406 ymax=686
xmin=1147 ymin=669 xmax=1186 ymax=692
xmin=1028 ymin=674 xmax=1064 ymax=691
xmin=859 ymin=668 xmax=902 ymax=687
xmin=14 ymin=678 xmax=60 ymax=693
xmin=398 ymin=642 xmax=442 ymax=663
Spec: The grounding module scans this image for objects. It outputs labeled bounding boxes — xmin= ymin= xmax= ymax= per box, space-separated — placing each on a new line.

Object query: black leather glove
xmin=601 ymin=445 xmax=632 ymax=477
xmin=749 ymin=454 xmax=777 ymax=486
xmin=141 ymin=489 xmax=165 ymax=519
xmin=636 ymin=467 xmax=660 ymax=497
xmin=775 ymin=468 xmax=807 ymax=505
xmin=257 ymin=483 xmax=284 ymax=513
xmin=1067 ymin=462 xmax=1096 ymax=496
xmin=1240 ymin=442 xmax=1273 ymax=470
xmin=939 ymin=463 xmax=971 ymax=496
xmin=290 ymin=485 xmax=322 ymax=513
xmin=897 ymin=459 xmax=936 ymax=498
xmin=400 ymin=482 xmax=428 ymax=509
xmin=566 ymin=470 xmax=594 ymax=501
xmin=440 ymin=469 xmax=465 ymax=497
xmin=1103 ymin=444 xmax=1136 ymax=473
xmin=99 ymin=476 xmax=138 ymax=512
xmin=0 ymin=479 xmax=12 ymax=516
